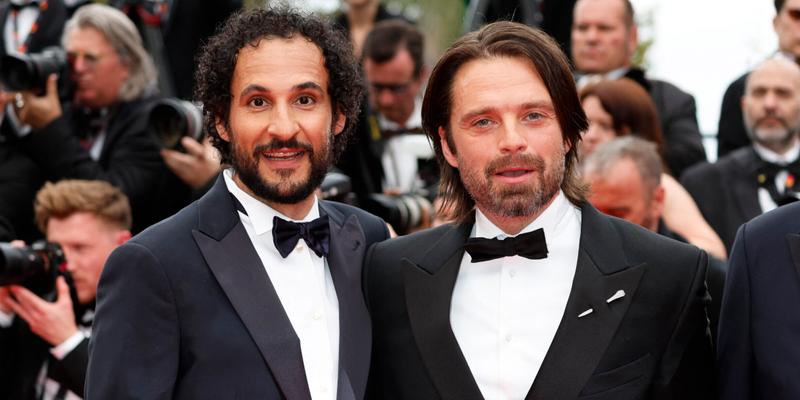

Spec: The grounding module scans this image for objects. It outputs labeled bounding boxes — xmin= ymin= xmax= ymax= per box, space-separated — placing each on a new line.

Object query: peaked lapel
xmin=26 ymin=0 xmax=68 ymax=53
xmin=788 ymin=233 xmax=800 ymax=285
xmin=191 ymin=177 xmax=311 ymax=400
xmin=728 ymin=149 xmax=763 ymax=222
xmin=404 ymin=221 xmax=484 ymax=400
xmin=527 ymin=204 xmax=645 ymax=400
xmin=320 ymin=201 xmax=370 ymax=400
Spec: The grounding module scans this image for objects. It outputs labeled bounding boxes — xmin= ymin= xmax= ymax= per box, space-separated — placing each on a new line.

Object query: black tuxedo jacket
xmin=86 ymin=176 xmax=389 ymax=399
xmin=0 ymin=316 xmax=89 ymax=399
xmin=716 ymin=72 xmax=749 ymax=158
xmin=365 ymin=203 xmax=715 ymax=399
xmin=717 ymin=202 xmax=800 ymax=399
xmin=680 ymin=147 xmax=762 ymax=252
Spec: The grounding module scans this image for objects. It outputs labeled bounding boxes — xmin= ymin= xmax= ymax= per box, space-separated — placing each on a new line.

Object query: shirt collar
xmin=473 ymin=190 xmax=571 ymax=240
xmin=752 ymin=140 xmax=800 ymax=165
xmin=223 ymin=168 xmax=320 ymax=236
xmin=377 ymin=95 xmax=423 ymax=132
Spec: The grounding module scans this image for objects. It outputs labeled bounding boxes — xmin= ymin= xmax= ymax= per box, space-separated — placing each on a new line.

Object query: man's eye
xmin=249 ymin=98 xmax=267 ymax=107
xmin=296 ymin=95 xmax=315 ymax=106
xmin=525 ymin=112 xmax=543 ymax=121
xmin=473 ymin=118 xmax=492 ymax=127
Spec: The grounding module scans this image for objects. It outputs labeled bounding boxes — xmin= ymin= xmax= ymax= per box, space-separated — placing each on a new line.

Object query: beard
xmin=229 ymin=133 xmax=331 ymax=205
xmin=459 ymin=149 xmax=566 ymax=218
xmin=745 ymin=114 xmax=799 ymax=149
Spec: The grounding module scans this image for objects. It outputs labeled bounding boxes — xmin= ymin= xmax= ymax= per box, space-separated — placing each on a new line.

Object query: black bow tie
xmin=463 ymin=228 xmax=548 ymax=263
xmin=757 ymin=157 xmax=800 ymax=206
xmin=272 ymin=215 xmax=330 ymax=258
xmin=9 ymin=1 xmax=38 ymax=10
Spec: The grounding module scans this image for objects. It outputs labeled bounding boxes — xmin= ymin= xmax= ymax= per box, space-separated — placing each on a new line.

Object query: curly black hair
xmin=194 ymin=7 xmax=364 ymax=165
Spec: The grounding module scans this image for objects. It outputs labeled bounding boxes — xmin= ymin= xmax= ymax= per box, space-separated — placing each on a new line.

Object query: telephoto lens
xmin=0 ymin=47 xmax=67 ymax=94
xmin=0 ymin=242 xmax=65 ymax=298
xmin=148 ymin=99 xmax=204 ymax=150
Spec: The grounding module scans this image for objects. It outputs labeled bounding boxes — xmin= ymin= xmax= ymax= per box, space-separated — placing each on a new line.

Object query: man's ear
xmin=439 ymin=127 xmax=458 ymax=168
xmin=215 ymin=118 xmax=231 ymax=142
xmin=627 ymin=24 xmax=639 ymax=60
xmin=333 ymin=111 xmax=346 ymax=136
xmin=651 ymin=183 xmax=666 ymax=221
xmin=116 ymin=230 xmax=132 ymax=246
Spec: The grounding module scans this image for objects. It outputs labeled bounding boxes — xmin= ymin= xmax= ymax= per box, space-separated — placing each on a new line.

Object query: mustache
xmin=753 ymin=115 xmax=789 ymax=129
xmin=486 ymin=153 xmax=545 ymax=175
xmin=253 ymin=138 xmax=314 ymax=154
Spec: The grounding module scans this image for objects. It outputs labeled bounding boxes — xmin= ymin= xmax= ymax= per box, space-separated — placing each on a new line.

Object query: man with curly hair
xmin=86 ymin=7 xmax=388 ymax=400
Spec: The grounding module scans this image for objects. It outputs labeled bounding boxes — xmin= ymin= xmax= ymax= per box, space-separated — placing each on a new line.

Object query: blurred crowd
xmin=0 ymin=0 xmax=799 ymax=399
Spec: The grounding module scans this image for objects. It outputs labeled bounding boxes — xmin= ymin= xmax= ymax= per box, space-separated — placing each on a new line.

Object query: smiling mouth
xmin=262 ymin=150 xmax=305 ymax=161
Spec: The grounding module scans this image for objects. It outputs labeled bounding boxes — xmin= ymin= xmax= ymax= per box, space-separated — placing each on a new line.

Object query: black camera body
xmin=0 ymin=47 xmax=72 ymax=98
xmin=148 ymin=98 xmax=204 ymax=150
xmin=0 ymin=241 xmax=65 ymax=300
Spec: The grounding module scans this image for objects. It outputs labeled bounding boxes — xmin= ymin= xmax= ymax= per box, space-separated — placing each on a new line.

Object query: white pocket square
xmin=606 ymin=289 xmax=626 ymax=304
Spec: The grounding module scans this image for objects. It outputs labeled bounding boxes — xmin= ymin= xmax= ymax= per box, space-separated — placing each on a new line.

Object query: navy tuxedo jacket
xmin=717 ymin=202 xmax=800 ymax=399
xmin=86 ymin=176 xmax=388 ymax=399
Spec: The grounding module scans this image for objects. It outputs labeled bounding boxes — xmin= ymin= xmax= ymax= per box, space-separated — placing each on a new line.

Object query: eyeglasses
xmin=66 ymin=50 xmax=107 ymax=68
xmin=369 ymin=81 xmax=414 ymax=95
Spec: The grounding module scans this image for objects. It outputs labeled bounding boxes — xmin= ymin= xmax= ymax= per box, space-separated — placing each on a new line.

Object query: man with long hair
xmin=365 ymin=21 xmax=715 ymax=399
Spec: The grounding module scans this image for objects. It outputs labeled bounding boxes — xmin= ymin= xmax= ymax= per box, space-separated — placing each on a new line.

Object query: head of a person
xmin=582 ymin=136 xmax=664 ymax=231
xmin=578 ymin=78 xmax=664 ymax=158
xmin=362 ymin=19 xmax=425 ymax=126
xmin=62 ymin=4 xmax=156 ymax=109
xmin=571 ymin=0 xmax=637 ymax=75
xmin=422 ymin=21 xmax=588 ymax=223
xmin=742 ymin=57 xmax=800 ymax=154
xmin=195 ymin=7 xmax=363 ymax=205
xmin=34 ymin=180 xmax=132 ymax=305
xmin=774 ymin=0 xmax=800 ymax=57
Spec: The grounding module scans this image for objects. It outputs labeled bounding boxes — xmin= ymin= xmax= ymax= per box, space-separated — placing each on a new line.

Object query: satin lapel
xmin=527 ymin=204 xmax=645 ymax=400
xmin=404 ymin=222 xmax=484 ymax=400
xmin=730 ymin=150 xmax=762 ymax=221
xmin=192 ymin=177 xmax=311 ymax=400
xmin=320 ymin=201 xmax=369 ymax=400
xmin=788 ymin=233 xmax=800 ymax=285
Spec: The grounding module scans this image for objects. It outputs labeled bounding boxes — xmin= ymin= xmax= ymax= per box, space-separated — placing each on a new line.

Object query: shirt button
xmin=509 ymin=269 xmax=517 ymax=278
xmin=313 ymin=310 xmax=323 ymax=320
xmin=296 ymin=243 xmax=305 ymax=252
xmin=505 ymin=334 xmax=512 ymax=343
xmin=320 ymin=386 xmax=329 ymax=394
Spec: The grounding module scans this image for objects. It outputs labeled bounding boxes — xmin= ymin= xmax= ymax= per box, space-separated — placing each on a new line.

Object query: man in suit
xmin=571 ymin=0 xmax=706 ymax=177
xmin=682 ymin=57 xmax=800 ymax=252
xmin=86 ymin=7 xmax=389 ymax=400
xmin=717 ymin=201 xmax=800 ymax=399
xmin=717 ymin=0 xmax=800 ymax=157
xmin=0 ymin=179 xmax=132 ymax=400
xmin=11 ymin=4 xmax=190 ymax=233
xmin=365 ymin=21 xmax=714 ymax=400
xmin=581 ymin=136 xmax=727 ymax=341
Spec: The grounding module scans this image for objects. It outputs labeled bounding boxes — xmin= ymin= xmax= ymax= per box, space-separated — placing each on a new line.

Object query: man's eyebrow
xmin=238 ymin=82 xmax=323 ymax=97
xmin=458 ymin=101 xmax=555 ymax=124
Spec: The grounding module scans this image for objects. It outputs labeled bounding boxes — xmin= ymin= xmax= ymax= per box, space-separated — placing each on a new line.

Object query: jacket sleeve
xmin=716 ymin=224 xmax=752 ymax=400
xmin=86 ymin=242 xmax=179 ymax=400
xmin=652 ymin=250 xmax=717 ymax=400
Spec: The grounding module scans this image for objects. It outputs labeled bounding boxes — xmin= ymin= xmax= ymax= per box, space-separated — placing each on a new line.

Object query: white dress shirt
xmin=451 ymin=191 xmax=582 ymax=400
xmin=753 ymin=141 xmax=800 ymax=213
xmin=224 ymin=169 xmax=339 ymax=399
xmin=377 ymin=97 xmax=433 ymax=192
xmin=3 ymin=0 xmax=40 ymax=56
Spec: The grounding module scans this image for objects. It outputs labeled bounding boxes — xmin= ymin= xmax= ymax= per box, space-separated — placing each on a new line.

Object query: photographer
xmin=9 ymin=4 xmax=190 ymax=233
xmin=0 ymin=179 xmax=131 ymax=400
xmin=337 ymin=20 xmax=437 ymax=234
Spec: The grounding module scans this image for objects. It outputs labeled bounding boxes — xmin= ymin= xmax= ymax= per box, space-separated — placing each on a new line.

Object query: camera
xmin=0 ymin=47 xmax=70 ymax=96
xmin=0 ymin=241 xmax=64 ymax=299
xmin=363 ymin=192 xmax=433 ymax=235
xmin=148 ymin=98 xmax=204 ymax=150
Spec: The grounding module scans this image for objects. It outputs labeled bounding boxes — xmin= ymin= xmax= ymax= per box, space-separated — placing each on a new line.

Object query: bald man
xmin=682 ymin=58 xmax=800 ymax=251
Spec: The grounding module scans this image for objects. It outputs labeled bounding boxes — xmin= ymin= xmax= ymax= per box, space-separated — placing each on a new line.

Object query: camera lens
xmin=0 ymin=47 xmax=66 ymax=92
xmin=148 ymin=99 xmax=203 ymax=149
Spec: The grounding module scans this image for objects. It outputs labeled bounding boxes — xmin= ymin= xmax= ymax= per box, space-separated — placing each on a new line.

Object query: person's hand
xmin=0 ymin=287 xmax=13 ymax=314
xmin=5 ymin=276 xmax=78 ymax=346
xmin=161 ymin=136 xmax=221 ymax=189
xmin=16 ymin=74 xmax=63 ymax=129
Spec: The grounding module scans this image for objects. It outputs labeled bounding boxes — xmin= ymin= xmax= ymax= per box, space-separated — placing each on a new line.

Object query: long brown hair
xmin=579 ymin=78 xmax=666 ymax=160
xmin=422 ymin=21 xmax=589 ymax=221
